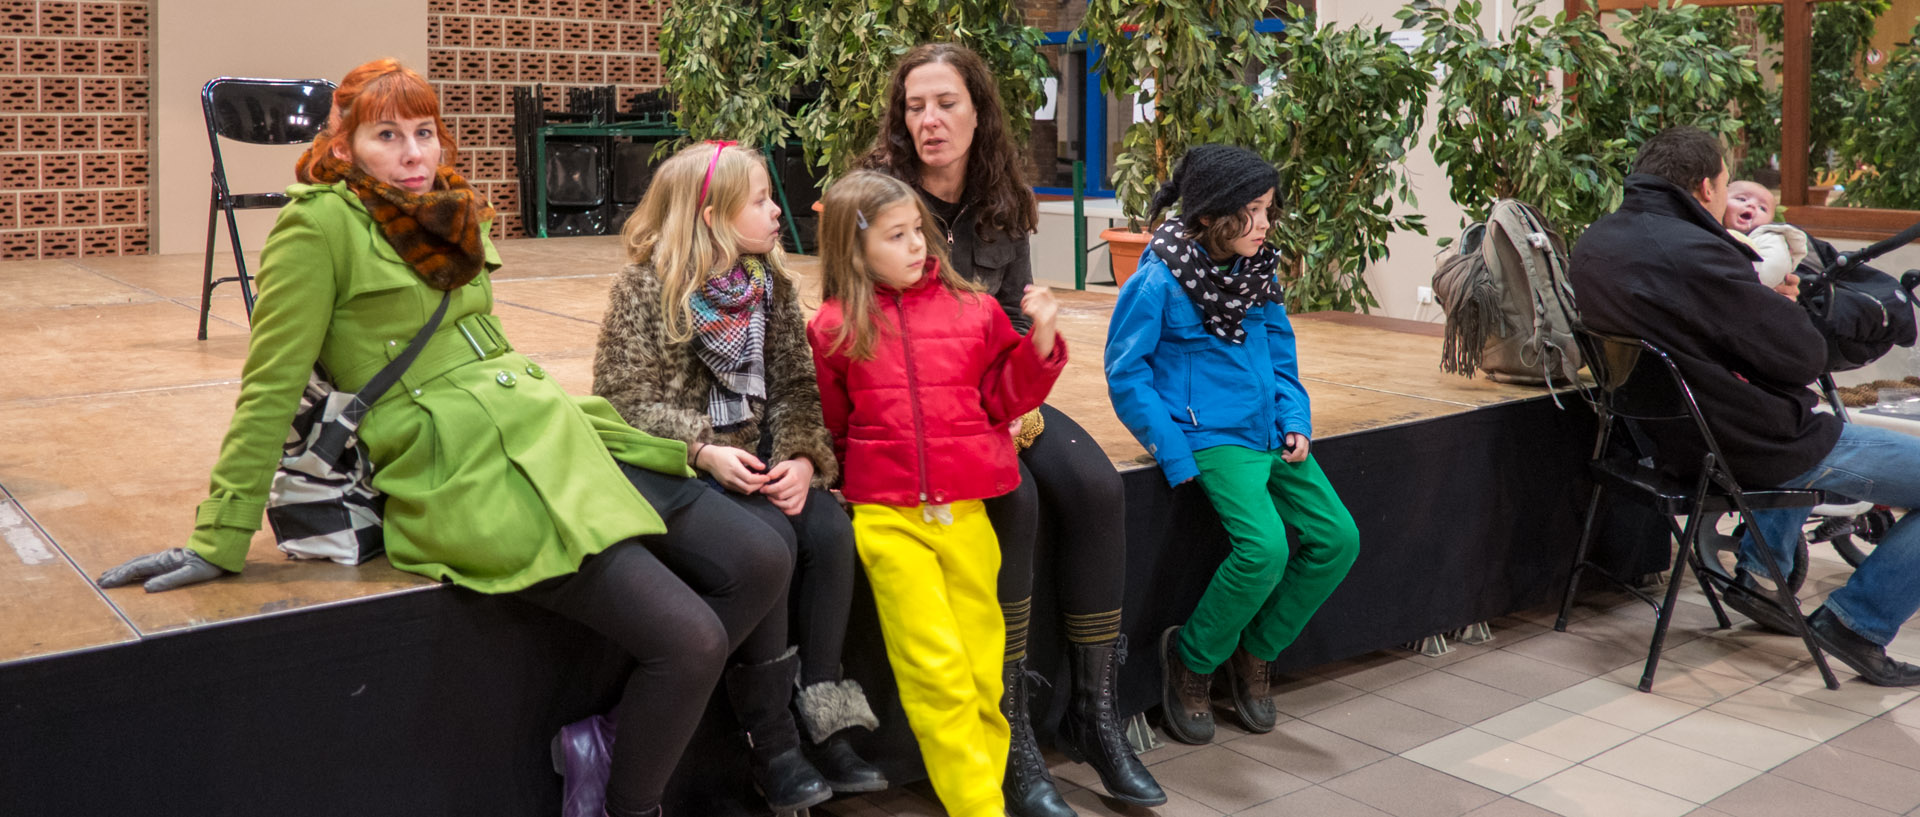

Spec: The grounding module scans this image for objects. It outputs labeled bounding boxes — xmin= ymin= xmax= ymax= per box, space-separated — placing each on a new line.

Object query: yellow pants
xmin=852 ymin=501 xmax=1009 ymax=817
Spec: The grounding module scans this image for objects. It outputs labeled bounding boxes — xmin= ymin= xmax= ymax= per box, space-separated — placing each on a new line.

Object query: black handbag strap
xmin=342 ymin=291 xmax=454 ymax=425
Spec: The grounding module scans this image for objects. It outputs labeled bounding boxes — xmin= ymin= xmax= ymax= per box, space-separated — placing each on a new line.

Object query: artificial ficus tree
xmin=660 ymin=0 xmax=800 ymax=148
xmin=1256 ymin=9 xmax=1433 ymax=313
xmin=1081 ymin=0 xmax=1280 ymax=226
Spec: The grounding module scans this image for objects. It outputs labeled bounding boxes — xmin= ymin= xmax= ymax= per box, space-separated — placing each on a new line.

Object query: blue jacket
xmin=1104 ymin=249 xmax=1312 ymax=487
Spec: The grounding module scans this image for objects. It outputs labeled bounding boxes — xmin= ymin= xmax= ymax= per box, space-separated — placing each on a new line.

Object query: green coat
xmin=189 ymin=181 xmax=693 ymax=594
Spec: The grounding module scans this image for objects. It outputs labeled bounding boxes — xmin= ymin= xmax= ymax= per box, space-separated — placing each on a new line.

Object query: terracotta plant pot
xmin=1101 ymin=227 xmax=1151 ymax=287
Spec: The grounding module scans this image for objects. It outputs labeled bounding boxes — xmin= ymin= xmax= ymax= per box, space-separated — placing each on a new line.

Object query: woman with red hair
xmin=96 ymin=59 xmax=794 ymax=817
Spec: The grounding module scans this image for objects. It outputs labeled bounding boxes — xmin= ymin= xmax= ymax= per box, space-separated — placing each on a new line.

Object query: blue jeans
xmin=1737 ymin=423 xmax=1920 ymax=646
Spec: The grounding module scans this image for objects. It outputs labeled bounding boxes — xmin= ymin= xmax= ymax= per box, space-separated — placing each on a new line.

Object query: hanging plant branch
xmin=662 ymin=0 xmax=800 ymax=148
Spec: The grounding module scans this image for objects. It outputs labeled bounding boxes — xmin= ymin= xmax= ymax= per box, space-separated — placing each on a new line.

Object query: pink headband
xmin=697 ymin=140 xmax=737 ymax=208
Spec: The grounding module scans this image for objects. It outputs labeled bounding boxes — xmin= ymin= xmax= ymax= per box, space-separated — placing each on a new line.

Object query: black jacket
xmin=1569 ymin=173 xmax=1841 ymax=486
xmin=918 ymin=187 xmax=1035 ymax=333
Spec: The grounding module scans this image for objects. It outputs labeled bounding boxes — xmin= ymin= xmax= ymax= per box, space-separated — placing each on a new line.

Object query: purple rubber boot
xmin=551 ymin=713 xmax=616 ymax=817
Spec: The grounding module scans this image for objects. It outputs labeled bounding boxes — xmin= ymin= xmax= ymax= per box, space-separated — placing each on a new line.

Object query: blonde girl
xmin=593 ymin=142 xmax=887 ymax=809
xmin=806 ymin=170 xmax=1066 ymax=817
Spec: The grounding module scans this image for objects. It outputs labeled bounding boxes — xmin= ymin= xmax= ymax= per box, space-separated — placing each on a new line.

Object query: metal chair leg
xmin=199 ymin=191 xmax=220 ymax=340
xmin=1556 ymin=482 xmax=1608 ymax=632
xmin=1641 ymin=492 xmax=1710 ymax=692
xmin=1738 ymin=505 xmax=1840 ymax=691
xmin=222 ymin=202 xmax=256 ymax=317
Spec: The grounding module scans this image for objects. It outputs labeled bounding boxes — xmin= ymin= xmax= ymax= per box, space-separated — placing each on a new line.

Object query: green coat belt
xmin=190 ymin=181 xmax=692 ymax=593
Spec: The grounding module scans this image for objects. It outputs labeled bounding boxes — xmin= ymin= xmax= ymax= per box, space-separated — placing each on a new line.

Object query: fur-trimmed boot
xmin=794 ymin=676 xmax=888 ymax=792
xmin=1062 ymin=637 xmax=1166 ymax=806
xmin=724 ymin=648 xmax=833 ymax=812
xmin=1002 ymin=657 xmax=1076 ymax=817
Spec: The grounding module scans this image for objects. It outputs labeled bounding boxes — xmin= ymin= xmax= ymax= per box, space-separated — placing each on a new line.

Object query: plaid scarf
xmin=1150 ymin=215 xmax=1282 ymax=343
xmin=690 ymin=256 xmax=772 ymax=429
xmin=305 ymin=154 xmax=495 ymax=291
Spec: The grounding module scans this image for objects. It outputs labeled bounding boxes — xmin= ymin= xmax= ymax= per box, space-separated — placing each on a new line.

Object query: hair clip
xmin=855 ymin=208 xmax=869 ymax=230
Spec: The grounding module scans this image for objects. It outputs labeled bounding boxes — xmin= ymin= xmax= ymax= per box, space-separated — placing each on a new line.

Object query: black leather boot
xmin=1062 ymin=637 xmax=1167 ymax=806
xmin=1002 ymin=657 xmax=1076 ymax=817
xmin=1809 ymin=606 xmax=1920 ymax=687
xmin=724 ymin=649 xmax=833 ymax=812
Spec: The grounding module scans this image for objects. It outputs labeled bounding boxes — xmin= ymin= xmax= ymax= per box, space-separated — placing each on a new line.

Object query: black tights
xmin=985 ymin=404 xmax=1129 ymax=658
xmin=728 ymin=487 xmax=859 ymax=686
xmin=516 ymin=465 xmax=793 ymax=817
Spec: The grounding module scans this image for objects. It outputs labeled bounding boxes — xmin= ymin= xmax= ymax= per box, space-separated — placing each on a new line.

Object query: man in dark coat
xmin=1569 ymin=126 xmax=1920 ymax=687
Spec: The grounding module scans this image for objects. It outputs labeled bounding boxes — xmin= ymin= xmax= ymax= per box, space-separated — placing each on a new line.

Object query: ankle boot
xmin=724 ymin=648 xmax=833 ymax=812
xmin=552 ymin=712 xmax=615 ymax=817
xmin=795 ymin=677 xmax=888 ymax=792
xmin=1159 ymin=626 xmax=1216 ymax=745
xmin=1224 ymin=647 xmax=1278 ymax=733
xmin=1062 ymin=637 xmax=1167 ymax=806
xmin=1002 ymin=657 xmax=1077 ymax=817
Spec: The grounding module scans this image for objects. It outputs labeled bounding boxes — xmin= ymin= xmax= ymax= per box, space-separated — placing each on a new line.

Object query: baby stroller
xmin=1707 ymin=218 xmax=1920 ymax=588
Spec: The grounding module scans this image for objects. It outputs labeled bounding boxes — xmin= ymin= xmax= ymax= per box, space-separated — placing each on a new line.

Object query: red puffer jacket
xmin=808 ymin=262 xmax=1067 ymax=506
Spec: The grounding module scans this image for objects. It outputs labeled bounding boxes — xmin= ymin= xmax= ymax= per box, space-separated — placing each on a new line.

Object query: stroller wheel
xmin=1832 ymin=534 xmax=1870 ymax=568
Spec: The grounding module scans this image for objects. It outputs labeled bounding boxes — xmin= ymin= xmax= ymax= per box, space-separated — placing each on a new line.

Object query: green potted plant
xmin=1254 ymin=8 xmax=1433 ymax=313
xmin=1081 ymin=0 xmax=1279 ymax=285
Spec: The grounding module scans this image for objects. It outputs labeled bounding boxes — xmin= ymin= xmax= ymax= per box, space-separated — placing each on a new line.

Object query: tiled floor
xmin=820 ymin=542 xmax=1920 ymax=817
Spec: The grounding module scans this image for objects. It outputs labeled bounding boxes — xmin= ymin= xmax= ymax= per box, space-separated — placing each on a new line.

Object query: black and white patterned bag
xmin=267 ymin=293 xmax=450 ymax=565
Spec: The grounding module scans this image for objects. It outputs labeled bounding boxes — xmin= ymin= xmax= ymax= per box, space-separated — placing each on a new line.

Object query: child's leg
xmin=941 ymin=500 xmax=1012 ymax=783
xmin=1241 ymin=454 xmax=1360 ymax=661
xmin=852 ymin=503 xmax=1007 ymax=817
xmin=1182 ymin=445 xmax=1295 ymax=674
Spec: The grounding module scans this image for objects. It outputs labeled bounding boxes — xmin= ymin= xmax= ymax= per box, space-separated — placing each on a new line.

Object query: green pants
xmin=1178 ymin=445 xmax=1360 ymax=673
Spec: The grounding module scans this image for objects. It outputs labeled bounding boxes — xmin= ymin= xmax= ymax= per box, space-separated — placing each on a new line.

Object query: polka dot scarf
xmin=1149 ymin=216 xmax=1281 ymax=343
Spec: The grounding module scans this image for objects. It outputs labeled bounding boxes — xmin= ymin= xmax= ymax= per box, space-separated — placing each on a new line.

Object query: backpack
xmin=1433 ymin=199 xmax=1584 ymax=386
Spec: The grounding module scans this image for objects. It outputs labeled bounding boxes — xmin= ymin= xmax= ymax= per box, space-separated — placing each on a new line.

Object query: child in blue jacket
xmin=1104 ymin=144 xmax=1360 ymax=745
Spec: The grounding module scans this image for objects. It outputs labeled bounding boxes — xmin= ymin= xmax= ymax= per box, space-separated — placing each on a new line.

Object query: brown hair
xmin=621 ymin=142 xmax=790 ymax=343
xmin=295 ymin=58 xmax=458 ymax=182
xmin=816 ymin=170 xmax=977 ymax=361
xmin=856 ymin=42 xmax=1037 ymax=241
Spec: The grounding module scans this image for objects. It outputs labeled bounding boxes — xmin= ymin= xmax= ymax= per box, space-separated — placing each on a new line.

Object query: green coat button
xmin=526 ymin=363 xmax=546 ymax=379
xmin=496 ymin=370 xmax=517 ymax=387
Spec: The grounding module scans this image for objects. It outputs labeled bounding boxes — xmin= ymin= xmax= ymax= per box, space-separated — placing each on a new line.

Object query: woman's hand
xmin=1022 ymin=285 xmax=1061 ymax=359
xmin=1282 ymin=433 xmax=1311 ymax=464
xmin=97 ymin=548 xmax=228 ymax=593
xmin=763 ymin=457 xmax=815 ymax=516
xmin=696 ymin=445 xmax=769 ymax=494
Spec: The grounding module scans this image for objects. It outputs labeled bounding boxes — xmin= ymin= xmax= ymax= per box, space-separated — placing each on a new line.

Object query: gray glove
xmin=97 ymin=548 xmax=228 ymax=593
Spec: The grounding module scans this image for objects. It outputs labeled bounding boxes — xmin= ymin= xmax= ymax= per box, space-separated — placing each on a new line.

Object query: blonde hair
xmin=816 ymin=170 xmax=976 ymax=360
xmin=621 ymin=142 xmax=789 ymax=343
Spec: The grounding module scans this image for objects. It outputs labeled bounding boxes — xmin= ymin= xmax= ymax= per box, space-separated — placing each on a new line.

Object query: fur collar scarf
xmin=306 ymin=154 xmax=495 ymax=290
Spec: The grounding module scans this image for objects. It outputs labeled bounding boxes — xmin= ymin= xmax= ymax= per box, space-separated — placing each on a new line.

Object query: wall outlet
xmin=1416 ymin=286 xmax=1435 ymax=305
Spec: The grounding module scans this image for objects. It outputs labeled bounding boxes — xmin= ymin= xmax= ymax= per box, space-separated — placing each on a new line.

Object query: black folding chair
xmin=1554 ymin=328 xmax=1839 ymax=693
xmin=198 ymin=76 xmax=335 ymax=340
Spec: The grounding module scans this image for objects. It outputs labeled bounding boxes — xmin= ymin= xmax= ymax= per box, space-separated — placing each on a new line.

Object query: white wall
xmin=153 ymin=0 xmax=427 ymax=255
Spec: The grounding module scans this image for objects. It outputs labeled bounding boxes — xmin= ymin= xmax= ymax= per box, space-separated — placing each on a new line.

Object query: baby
xmin=1722 ymin=180 xmax=1809 ymax=297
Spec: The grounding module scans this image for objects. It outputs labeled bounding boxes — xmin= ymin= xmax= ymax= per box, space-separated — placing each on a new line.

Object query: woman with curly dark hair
xmin=857 ymin=42 xmax=1164 ymax=817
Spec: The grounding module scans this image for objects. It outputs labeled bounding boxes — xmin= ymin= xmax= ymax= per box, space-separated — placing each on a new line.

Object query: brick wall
xmin=0 ymin=0 xmax=150 ymax=260
xmin=1020 ymin=0 xmax=1086 ymax=34
xmin=427 ymin=0 xmax=666 ymax=239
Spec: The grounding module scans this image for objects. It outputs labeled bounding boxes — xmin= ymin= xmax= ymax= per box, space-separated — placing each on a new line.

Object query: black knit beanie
xmin=1147 ymin=144 xmax=1280 ymax=222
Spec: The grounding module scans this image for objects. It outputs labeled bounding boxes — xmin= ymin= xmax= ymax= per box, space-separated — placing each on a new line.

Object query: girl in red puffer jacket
xmin=807 ymin=170 xmax=1066 ymax=817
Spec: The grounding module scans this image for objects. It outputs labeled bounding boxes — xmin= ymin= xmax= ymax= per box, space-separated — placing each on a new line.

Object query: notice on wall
xmin=1133 ymin=78 xmax=1157 ymax=123
xmin=1036 ymin=77 xmax=1059 ymax=121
